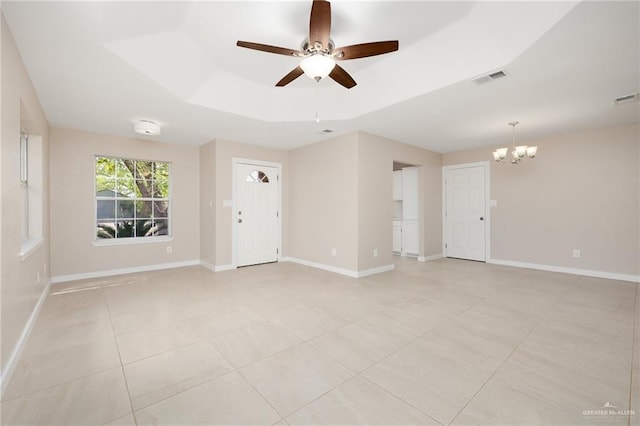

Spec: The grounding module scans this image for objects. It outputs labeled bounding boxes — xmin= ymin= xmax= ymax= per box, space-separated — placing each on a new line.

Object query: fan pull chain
xmin=315 ymin=84 xmax=321 ymax=123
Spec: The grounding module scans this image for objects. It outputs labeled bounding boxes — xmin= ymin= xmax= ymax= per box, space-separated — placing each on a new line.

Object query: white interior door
xmin=236 ymin=163 xmax=279 ymax=267
xmin=445 ymin=165 xmax=487 ymax=261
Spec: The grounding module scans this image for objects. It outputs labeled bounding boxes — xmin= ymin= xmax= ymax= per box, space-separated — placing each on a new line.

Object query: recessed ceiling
xmin=2 ymin=1 xmax=638 ymax=152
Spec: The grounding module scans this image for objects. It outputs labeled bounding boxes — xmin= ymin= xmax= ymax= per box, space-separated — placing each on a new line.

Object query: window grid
xmin=95 ymin=156 xmax=170 ymax=240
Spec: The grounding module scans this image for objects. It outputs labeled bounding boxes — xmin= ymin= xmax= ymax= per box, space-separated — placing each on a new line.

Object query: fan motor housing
xmin=301 ymin=38 xmax=335 ymax=55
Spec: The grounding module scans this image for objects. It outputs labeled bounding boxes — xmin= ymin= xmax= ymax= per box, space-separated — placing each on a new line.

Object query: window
xmin=95 ymin=156 xmax=170 ymax=240
xmin=20 ymin=134 xmax=29 ymax=242
xmin=18 ymin=131 xmax=44 ymax=260
xmin=246 ymin=170 xmax=270 ymax=183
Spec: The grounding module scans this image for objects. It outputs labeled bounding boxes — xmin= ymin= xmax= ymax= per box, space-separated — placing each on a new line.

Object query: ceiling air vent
xmin=320 ymin=129 xmax=334 ymax=134
xmin=613 ymin=92 xmax=639 ymax=105
xmin=473 ymin=69 xmax=508 ymax=85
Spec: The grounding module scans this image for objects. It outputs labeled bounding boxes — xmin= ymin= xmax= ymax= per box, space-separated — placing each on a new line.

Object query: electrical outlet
xmin=373 ymin=249 xmax=378 ymax=258
xmin=166 ymin=246 xmax=173 ymax=254
xmin=331 ymin=248 xmax=337 ymax=257
xmin=572 ymin=249 xmax=581 ymax=258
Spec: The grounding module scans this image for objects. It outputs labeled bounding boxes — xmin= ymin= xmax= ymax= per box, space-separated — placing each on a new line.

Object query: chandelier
xmin=492 ymin=121 xmax=538 ymax=164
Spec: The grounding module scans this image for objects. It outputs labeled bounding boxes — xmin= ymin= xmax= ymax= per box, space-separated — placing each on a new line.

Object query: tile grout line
xmin=355 ymin=297 xmax=487 ymax=375
xmin=287 ymin=298 xmax=487 ymax=424
xmin=234 ymin=362 xmax=286 ymax=422
xmin=100 ymin=285 xmax=138 ymax=426
xmin=358 ymin=374 xmax=445 ymax=426
xmin=2 ymin=292 xmax=119 ymax=403
xmin=122 ymin=341 xmax=238 ymax=414
xmin=446 ymin=274 xmax=581 ymax=425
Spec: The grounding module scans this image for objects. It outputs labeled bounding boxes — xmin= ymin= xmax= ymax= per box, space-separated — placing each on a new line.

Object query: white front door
xmin=235 ymin=162 xmax=280 ymax=267
xmin=444 ymin=164 xmax=487 ymax=261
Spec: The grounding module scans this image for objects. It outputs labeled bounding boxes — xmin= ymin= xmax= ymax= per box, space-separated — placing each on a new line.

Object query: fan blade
xmin=237 ymin=41 xmax=300 ymax=57
xmin=334 ymin=41 xmax=399 ymax=60
xmin=329 ymin=64 xmax=356 ymax=89
xmin=309 ymin=0 xmax=331 ymax=50
xmin=276 ymin=66 xmax=305 ymax=87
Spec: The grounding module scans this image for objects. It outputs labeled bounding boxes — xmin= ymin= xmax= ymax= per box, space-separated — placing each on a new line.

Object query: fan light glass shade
xmin=134 ymin=120 xmax=161 ymax=135
xmin=300 ymin=54 xmax=335 ymax=81
xmin=526 ymin=146 xmax=538 ymax=158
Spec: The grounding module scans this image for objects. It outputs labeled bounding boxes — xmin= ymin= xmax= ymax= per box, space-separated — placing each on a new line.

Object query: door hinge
xmin=276 ymin=248 xmax=279 ymax=254
xmin=277 ymin=175 xmax=279 ymax=181
xmin=276 ymin=211 xmax=279 ymax=218
xmin=445 ymin=243 xmax=448 ymax=248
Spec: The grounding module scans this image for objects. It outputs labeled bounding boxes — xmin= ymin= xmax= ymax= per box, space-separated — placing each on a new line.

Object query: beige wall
xmin=289 ymin=133 xmax=359 ymax=271
xmin=49 ymin=128 xmax=200 ymax=278
xmin=356 ymin=132 xmax=442 ymax=271
xmin=199 ymin=141 xmax=216 ymax=266
xmin=443 ymin=123 xmax=640 ymax=277
xmin=213 ymin=139 xmax=289 ymax=267
xmin=1 ymin=13 xmax=51 ymax=381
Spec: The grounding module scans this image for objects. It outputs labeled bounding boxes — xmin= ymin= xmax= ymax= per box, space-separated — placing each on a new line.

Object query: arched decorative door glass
xmin=246 ymin=170 xmax=270 ymax=183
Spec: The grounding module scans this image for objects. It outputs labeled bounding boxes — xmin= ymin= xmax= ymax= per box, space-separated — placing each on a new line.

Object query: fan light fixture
xmin=235 ymin=0 xmax=398 ymax=89
xmin=492 ymin=121 xmax=537 ymax=164
xmin=300 ymin=53 xmax=336 ymax=82
xmin=134 ymin=120 xmax=161 ymax=136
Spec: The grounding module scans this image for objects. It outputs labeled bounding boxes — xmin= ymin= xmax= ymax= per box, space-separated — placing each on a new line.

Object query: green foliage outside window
xmin=96 ymin=156 xmax=170 ymax=239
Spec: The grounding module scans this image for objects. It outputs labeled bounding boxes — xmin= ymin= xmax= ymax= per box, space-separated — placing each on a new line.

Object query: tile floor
xmin=1 ymin=258 xmax=638 ymax=425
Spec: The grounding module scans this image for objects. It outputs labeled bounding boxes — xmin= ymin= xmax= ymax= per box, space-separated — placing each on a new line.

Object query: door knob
xmin=480 ymin=217 xmax=484 ymax=221
xmin=238 ymin=218 xmax=243 ymax=223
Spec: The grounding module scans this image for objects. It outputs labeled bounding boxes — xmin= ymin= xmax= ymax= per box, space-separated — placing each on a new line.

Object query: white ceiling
xmin=2 ymin=1 xmax=639 ymax=153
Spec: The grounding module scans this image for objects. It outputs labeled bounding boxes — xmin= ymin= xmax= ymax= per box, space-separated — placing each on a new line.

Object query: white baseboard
xmin=282 ymin=257 xmax=393 ymax=278
xmin=198 ymin=261 xmax=236 ymax=272
xmin=284 ymin=257 xmax=359 ymax=277
xmin=50 ymin=260 xmax=201 ymax=284
xmin=488 ymin=258 xmax=640 ymax=283
xmin=357 ymin=264 xmax=395 ymax=277
xmin=214 ymin=264 xmax=236 ymax=272
xmin=199 ymin=260 xmax=216 ymax=272
xmin=1 ymin=279 xmax=51 ymax=397
xmin=418 ymin=253 xmax=443 ymax=262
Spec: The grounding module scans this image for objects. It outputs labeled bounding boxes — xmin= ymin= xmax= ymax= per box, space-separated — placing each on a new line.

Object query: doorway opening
xmin=392 ymin=161 xmax=419 ymax=258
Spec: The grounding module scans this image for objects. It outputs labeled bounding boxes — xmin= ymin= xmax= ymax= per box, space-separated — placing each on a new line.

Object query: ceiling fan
xmin=236 ymin=0 xmax=398 ymax=89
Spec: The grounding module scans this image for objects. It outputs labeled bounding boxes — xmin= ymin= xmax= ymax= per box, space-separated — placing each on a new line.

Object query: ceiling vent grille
xmin=473 ymin=69 xmax=508 ymax=85
xmin=613 ymin=92 xmax=639 ymax=105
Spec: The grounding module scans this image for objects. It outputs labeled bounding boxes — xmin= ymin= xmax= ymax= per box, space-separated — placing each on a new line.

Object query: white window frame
xmin=92 ymin=155 xmax=173 ymax=247
xmin=20 ymin=134 xmax=29 ymax=242
xmin=19 ymin=132 xmax=44 ymax=260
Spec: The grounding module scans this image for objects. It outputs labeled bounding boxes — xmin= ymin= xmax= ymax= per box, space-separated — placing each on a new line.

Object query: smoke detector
xmin=134 ymin=120 xmax=161 ymax=135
